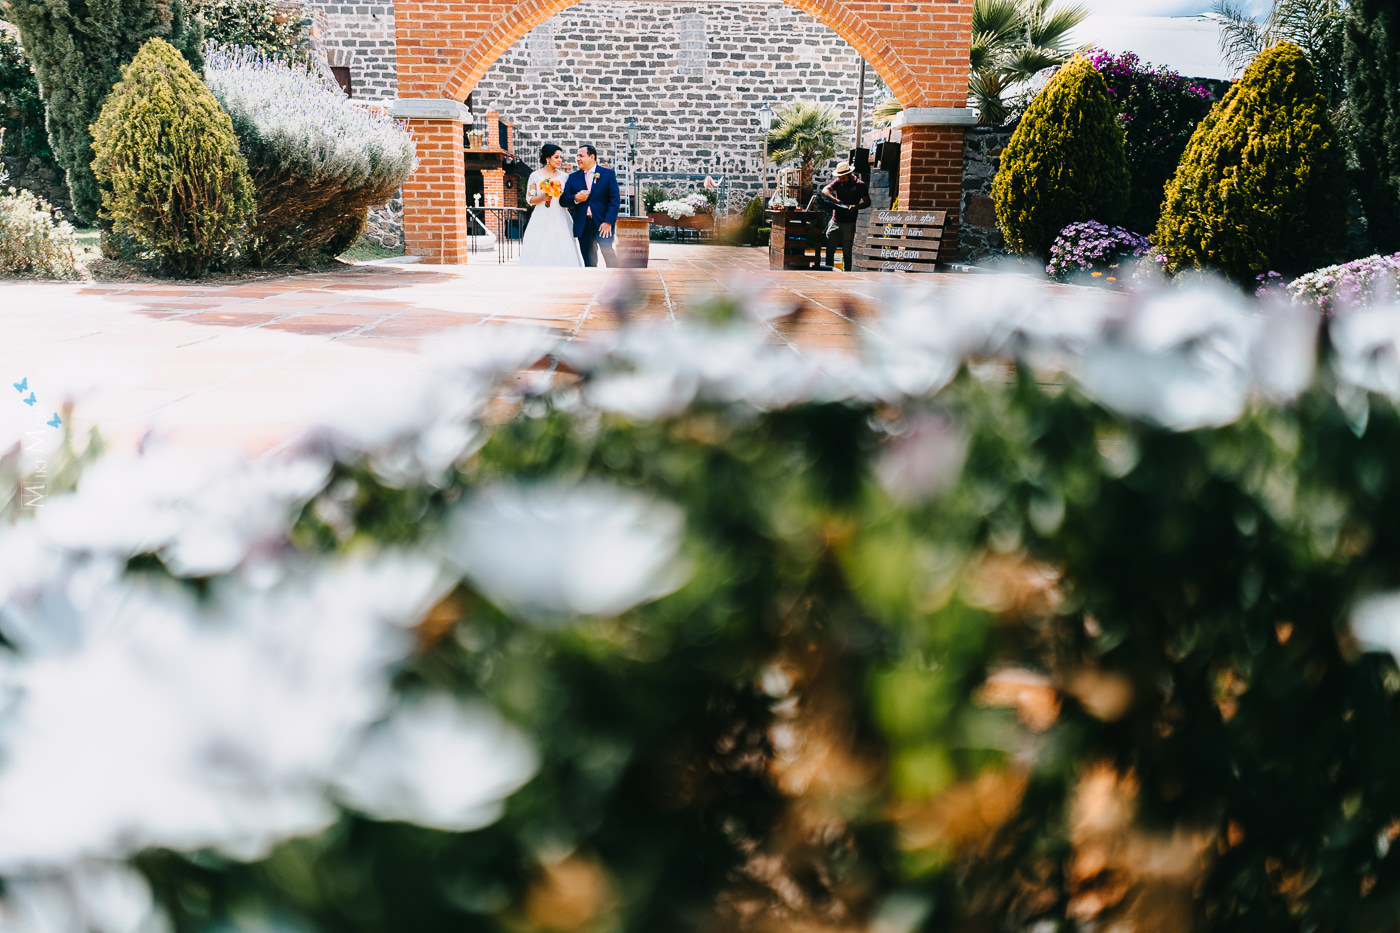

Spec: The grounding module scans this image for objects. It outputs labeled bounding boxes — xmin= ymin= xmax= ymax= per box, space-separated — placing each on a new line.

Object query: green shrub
xmin=1345 ymin=0 xmax=1400 ymax=253
xmin=642 ymin=182 xmax=669 ymax=212
xmin=193 ymin=0 xmax=313 ymax=62
xmin=0 ymin=186 xmax=81 ymax=278
xmin=1155 ymin=42 xmax=1346 ymax=284
xmin=0 ymin=31 xmax=61 ymax=190
xmin=992 ymin=55 xmax=1130 ymax=259
xmin=90 ymin=38 xmax=254 ymax=277
xmin=5 ymin=0 xmax=202 ymax=226
xmin=203 ymin=43 xmax=415 ymax=266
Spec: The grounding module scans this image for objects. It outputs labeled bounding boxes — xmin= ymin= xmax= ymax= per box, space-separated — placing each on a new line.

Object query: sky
xmin=1077 ymin=0 xmax=1268 ymax=13
xmin=1067 ymin=0 xmax=1275 ymax=79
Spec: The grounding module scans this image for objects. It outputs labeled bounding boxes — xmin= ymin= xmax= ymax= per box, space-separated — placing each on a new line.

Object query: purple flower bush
xmin=1287 ymin=253 xmax=1400 ymax=314
xmin=1047 ymin=220 xmax=1151 ymax=280
xmin=202 ymin=42 xmax=415 ymax=264
xmin=1087 ymin=49 xmax=1218 ymax=233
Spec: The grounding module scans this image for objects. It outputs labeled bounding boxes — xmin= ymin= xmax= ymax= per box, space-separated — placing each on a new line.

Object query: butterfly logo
xmin=47 ymin=413 xmax=61 ymax=429
xmin=23 ymin=392 xmax=36 ymax=406
xmin=13 ymin=377 xmax=27 ymax=393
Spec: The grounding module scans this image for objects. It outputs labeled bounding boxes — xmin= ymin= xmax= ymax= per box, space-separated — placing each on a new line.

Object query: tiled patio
xmin=1 ymin=244 xmax=946 ymax=457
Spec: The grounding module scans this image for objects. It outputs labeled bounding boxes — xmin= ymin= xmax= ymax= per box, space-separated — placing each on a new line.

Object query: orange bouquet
xmin=539 ymin=178 xmax=563 ymax=206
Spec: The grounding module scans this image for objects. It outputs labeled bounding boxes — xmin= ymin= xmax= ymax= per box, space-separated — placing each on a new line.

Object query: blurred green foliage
xmin=112 ymin=299 xmax=1400 ymax=933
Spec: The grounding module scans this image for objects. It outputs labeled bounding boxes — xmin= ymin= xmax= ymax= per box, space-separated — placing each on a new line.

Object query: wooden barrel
xmin=614 ymin=217 xmax=651 ymax=268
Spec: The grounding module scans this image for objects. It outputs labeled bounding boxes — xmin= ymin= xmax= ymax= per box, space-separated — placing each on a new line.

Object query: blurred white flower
xmin=1329 ymin=300 xmax=1400 ymax=403
xmin=1350 ymin=591 xmax=1400 ymax=660
xmin=34 ymin=446 xmax=330 ymax=577
xmin=333 ymin=692 xmax=537 ymax=831
xmin=302 ymin=368 xmax=487 ymax=487
xmin=875 ymin=413 xmax=969 ymax=505
xmin=0 ymin=550 xmax=453 ymax=871
xmin=586 ymin=366 xmax=699 ymax=421
xmin=422 ymin=324 xmax=558 ymax=385
xmin=438 ymin=479 xmax=690 ymax=622
xmin=0 ymin=861 xmax=169 ymax=933
xmin=1073 ymin=281 xmax=1256 ymax=431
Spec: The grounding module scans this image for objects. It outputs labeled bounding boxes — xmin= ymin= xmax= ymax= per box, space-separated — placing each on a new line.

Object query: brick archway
xmin=393 ymin=0 xmax=973 ymax=263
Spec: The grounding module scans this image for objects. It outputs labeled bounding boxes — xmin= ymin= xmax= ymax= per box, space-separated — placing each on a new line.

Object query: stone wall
xmin=1 ymin=154 xmax=73 ymax=222
xmin=469 ymin=0 xmax=880 ymax=211
xmin=311 ymin=0 xmax=397 ymax=100
xmin=959 ymin=123 xmax=1015 ymax=262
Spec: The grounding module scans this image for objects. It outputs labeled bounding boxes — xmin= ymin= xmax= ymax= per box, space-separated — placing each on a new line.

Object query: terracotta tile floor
xmin=1 ymin=244 xmax=972 ymax=458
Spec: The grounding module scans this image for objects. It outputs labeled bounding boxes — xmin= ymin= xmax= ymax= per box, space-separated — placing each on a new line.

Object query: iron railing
xmin=466 ymin=206 xmax=527 ymax=263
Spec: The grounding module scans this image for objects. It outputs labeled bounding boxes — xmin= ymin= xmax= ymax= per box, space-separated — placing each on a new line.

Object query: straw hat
xmin=834 ymin=161 xmax=854 ymax=176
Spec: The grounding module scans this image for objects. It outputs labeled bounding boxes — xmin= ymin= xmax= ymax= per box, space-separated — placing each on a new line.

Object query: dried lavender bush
xmin=203 ymin=42 xmax=416 ymax=266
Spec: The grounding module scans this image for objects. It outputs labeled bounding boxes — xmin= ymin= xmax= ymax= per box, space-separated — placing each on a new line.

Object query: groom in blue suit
xmin=562 ymin=145 xmax=620 ymax=267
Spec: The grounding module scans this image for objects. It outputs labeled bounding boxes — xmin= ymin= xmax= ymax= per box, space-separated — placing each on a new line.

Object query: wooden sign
xmin=855 ymin=209 xmax=946 ymax=273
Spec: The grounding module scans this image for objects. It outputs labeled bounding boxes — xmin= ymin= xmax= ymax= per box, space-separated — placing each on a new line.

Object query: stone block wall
xmin=312 ymin=0 xmax=397 ymax=100
xmin=469 ymin=0 xmax=880 ymax=211
xmin=959 ymin=123 xmax=1014 ymax=262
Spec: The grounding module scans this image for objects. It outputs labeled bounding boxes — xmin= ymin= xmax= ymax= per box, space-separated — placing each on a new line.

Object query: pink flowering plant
xmin=1286 ymin=252 xmax=1400 ymax=315
xmin=1046 ymin=220 xmax=1151 ymax=281
xmin=1088 ymin=49 xmax=1217 ymax=233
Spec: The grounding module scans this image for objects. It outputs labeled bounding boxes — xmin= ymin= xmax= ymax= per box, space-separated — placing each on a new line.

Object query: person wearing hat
xmin=820 ymin=161 xmax=871 ymax=271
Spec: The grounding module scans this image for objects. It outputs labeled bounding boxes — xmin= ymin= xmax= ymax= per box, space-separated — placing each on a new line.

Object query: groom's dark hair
xmin=579 ymin=145 xmax=598 ymax=158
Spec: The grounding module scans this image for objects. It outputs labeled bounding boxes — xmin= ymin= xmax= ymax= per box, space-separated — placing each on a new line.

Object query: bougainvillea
xmin=1087 ymin=48 xmax=1216 ymax=234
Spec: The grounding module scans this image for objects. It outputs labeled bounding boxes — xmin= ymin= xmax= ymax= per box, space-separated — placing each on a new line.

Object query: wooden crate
xmin=769 ymin=210 xmax=825 ymax=270
xmin=854 ymin=209 xmax=946 ymax=273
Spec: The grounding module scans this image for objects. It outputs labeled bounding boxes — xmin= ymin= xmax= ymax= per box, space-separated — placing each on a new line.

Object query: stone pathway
xmin=1 ymin=245 xmax=933 ymax=458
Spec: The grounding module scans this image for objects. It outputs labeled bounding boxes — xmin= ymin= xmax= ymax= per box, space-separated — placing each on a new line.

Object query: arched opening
xmin=392 ymin=0 xmax=972 ymax=263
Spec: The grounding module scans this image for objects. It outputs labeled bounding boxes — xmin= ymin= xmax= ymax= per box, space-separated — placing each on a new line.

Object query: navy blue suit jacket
xmin=562 ymin=166 xmax=620 ymax=237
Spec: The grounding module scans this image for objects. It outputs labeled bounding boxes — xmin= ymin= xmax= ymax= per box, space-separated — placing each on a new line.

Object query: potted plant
xmin=467 ymin=129 xmax=485 ymax=149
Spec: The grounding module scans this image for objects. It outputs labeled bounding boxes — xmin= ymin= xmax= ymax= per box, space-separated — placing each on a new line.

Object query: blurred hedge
xmin=7 ymin=275 xmax=1400 ymax=931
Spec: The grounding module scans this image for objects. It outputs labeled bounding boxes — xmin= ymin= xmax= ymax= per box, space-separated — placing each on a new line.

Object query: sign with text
xmin=855 ymin=209 xmax=945 ymax=273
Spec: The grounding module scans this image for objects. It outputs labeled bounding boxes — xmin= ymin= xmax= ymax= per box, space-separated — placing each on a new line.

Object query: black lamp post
xmin=625 ymin=117 xmax=641 ymax=216
xmin=757 ymin=101 xmax=774 ymax=202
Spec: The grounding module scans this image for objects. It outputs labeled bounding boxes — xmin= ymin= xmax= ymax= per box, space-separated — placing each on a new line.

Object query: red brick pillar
xmin=482 ymin=168 xmax=505 ymax=207
xmin=485 ymin=108 xmax=501 ymax=150
xmin=391 ymin=100 xmax=472 ymax=264
xmin=893 ymin=108 xmax=978 ymax=262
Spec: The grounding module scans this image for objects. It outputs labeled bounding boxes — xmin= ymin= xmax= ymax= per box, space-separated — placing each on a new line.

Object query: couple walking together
xmin=520 ymin=143 xmax=620 ymax=268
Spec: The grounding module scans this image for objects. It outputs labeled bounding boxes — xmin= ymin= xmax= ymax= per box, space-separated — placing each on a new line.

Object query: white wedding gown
xmin=519 ymin=169 xmax=584 ymax=267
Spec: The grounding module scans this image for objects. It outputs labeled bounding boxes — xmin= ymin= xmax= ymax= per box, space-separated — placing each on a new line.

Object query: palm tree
xmin=766 ymin=101 xmax=847 ymax=204
xmin=873 ymin=0 xmax=1089 ymax=127
xmin=1210 ymin=0 xmax=1347 ymax=106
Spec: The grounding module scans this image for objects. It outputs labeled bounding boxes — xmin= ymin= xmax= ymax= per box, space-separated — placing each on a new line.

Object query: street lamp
xmin=756 ymin=101 xmax=774 ymax=203
xmin=625 ymin=117 xmax=641 ymax=216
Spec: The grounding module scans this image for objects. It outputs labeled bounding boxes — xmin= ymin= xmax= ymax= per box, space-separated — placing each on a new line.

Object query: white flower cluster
xmin=202 ymin=42 xmax=415 ymax=191
xmin=653 ymin=198 xmax=696 ymax=220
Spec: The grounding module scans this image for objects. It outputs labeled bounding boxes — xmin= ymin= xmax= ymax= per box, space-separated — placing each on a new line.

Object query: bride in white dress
xmin=519 ymin=144 xmax=584 ymax=267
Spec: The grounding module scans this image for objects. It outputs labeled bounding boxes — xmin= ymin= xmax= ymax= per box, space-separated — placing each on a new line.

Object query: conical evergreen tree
xmin=91 ymin=37 xmax=253 ymax=277
xmin=1155 ymin=42 xmax=1345 ymax=283
xmin=991 ymin=55 xmax=1129 ymax=259
xmin=1344 ymin=0 xmax=1400 ymax=252
xmin=5 ymin=0 xmax=202 ymax=225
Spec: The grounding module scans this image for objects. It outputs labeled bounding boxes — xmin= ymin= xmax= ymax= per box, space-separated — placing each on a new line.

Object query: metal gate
xmin=466 ymin=207 xmax=527 ymax=262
